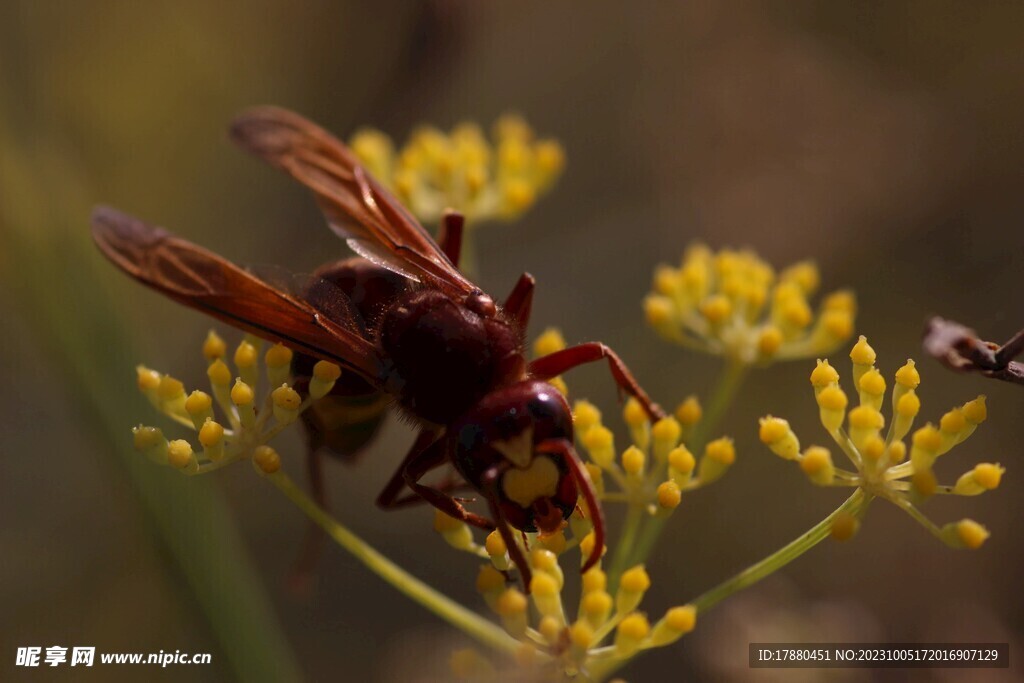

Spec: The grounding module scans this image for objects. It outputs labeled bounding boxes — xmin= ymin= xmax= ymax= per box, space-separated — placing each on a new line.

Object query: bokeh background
xmin=2 ymin=1 xmax=1023 ymax=681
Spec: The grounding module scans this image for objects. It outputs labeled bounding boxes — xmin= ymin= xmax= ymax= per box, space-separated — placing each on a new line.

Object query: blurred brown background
xmin=2 ymin=1 xmax=1023 ymax=681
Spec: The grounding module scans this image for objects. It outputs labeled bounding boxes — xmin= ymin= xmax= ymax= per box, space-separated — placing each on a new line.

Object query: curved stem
xmin=594 ymin=490 xmax=871 ymax=683
xmin=690 ymin=489 xmax=870 ymax=613
xmin=263 ymin=470 xmax=521 ymax=655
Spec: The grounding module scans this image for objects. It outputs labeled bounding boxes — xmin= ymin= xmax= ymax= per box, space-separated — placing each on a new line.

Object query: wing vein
xmin=230 ymin=106 xmax=480 ymax=298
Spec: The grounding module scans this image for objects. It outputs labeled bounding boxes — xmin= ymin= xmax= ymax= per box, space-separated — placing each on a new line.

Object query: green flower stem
xmin=689 ymin=359 xmax=748 ymax=452
xmin=605 ymin=502 xmax=646 ymax=594
xmin=891 ymin=495 xmax=944 ymax=539
xmin=689 ymin=489 xmax=870 ymax=613
xmin=264 ymin=469 xmax=521 ymax=656
xmin=622 ymin=359 xmax=749 ymax=571
xmin=625 ymin=515 xmax=667 ymax=579
xmin=593 ymin=490 xmax=871 ymax=683
xmin=587 ymin=653 xmax=635 ymax=683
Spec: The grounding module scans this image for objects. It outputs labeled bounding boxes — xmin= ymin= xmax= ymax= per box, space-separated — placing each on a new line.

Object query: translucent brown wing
xmin=229 ymin=106 xmax=479 ymax=298
xmin=91 ymin=206 xmax=384 ymax=382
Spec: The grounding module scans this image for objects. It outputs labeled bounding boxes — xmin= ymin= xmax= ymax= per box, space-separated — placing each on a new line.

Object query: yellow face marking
xmin=491 ymin=426 xmax=534 ymax=469
xmin=502 ymin=455 xmax=560 ymax=508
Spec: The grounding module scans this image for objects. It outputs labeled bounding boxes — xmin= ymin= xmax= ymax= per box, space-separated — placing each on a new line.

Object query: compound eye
xmin=525 ymin=388 xmax=572 ymax=441
xmin=526 ymin=391 xmax=560 ymax=422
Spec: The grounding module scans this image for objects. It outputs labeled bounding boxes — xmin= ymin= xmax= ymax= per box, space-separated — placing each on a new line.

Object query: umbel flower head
xmin=349 ymin=114 xmax=565 ymax=226
xmin=532 ymin=329 xmax=735 ymax=517
xmin=438 ymin=488 xmax=698 ymax=680
xmin=644 ymin=244 xmax=855 ymax=365
xmin=759 ymin=336 xmax=1001 ymax=549
xmin=133 ymin=330 xmax=339 ymax=477
xmin=468 ymin=546 xmax=697 ymax=680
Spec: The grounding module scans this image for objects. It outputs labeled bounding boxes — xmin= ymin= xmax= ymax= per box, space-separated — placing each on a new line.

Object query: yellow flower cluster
xmin=759 ymin=336 xmax=1000 ymax=549
xmin=575 ymin=396 xmax=735 ymax=514
xmin=133 ymin=331 xmax=339 ymax=476
xmin=350 ymin=114 xmax=565 ymax=225
xmin=435 ymin=515 xmax=697 ymax=679
xmin=644 ymin=244 xmax=855 ymax=365
xmin=531 ymin=329 xmax=735 ymax=515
